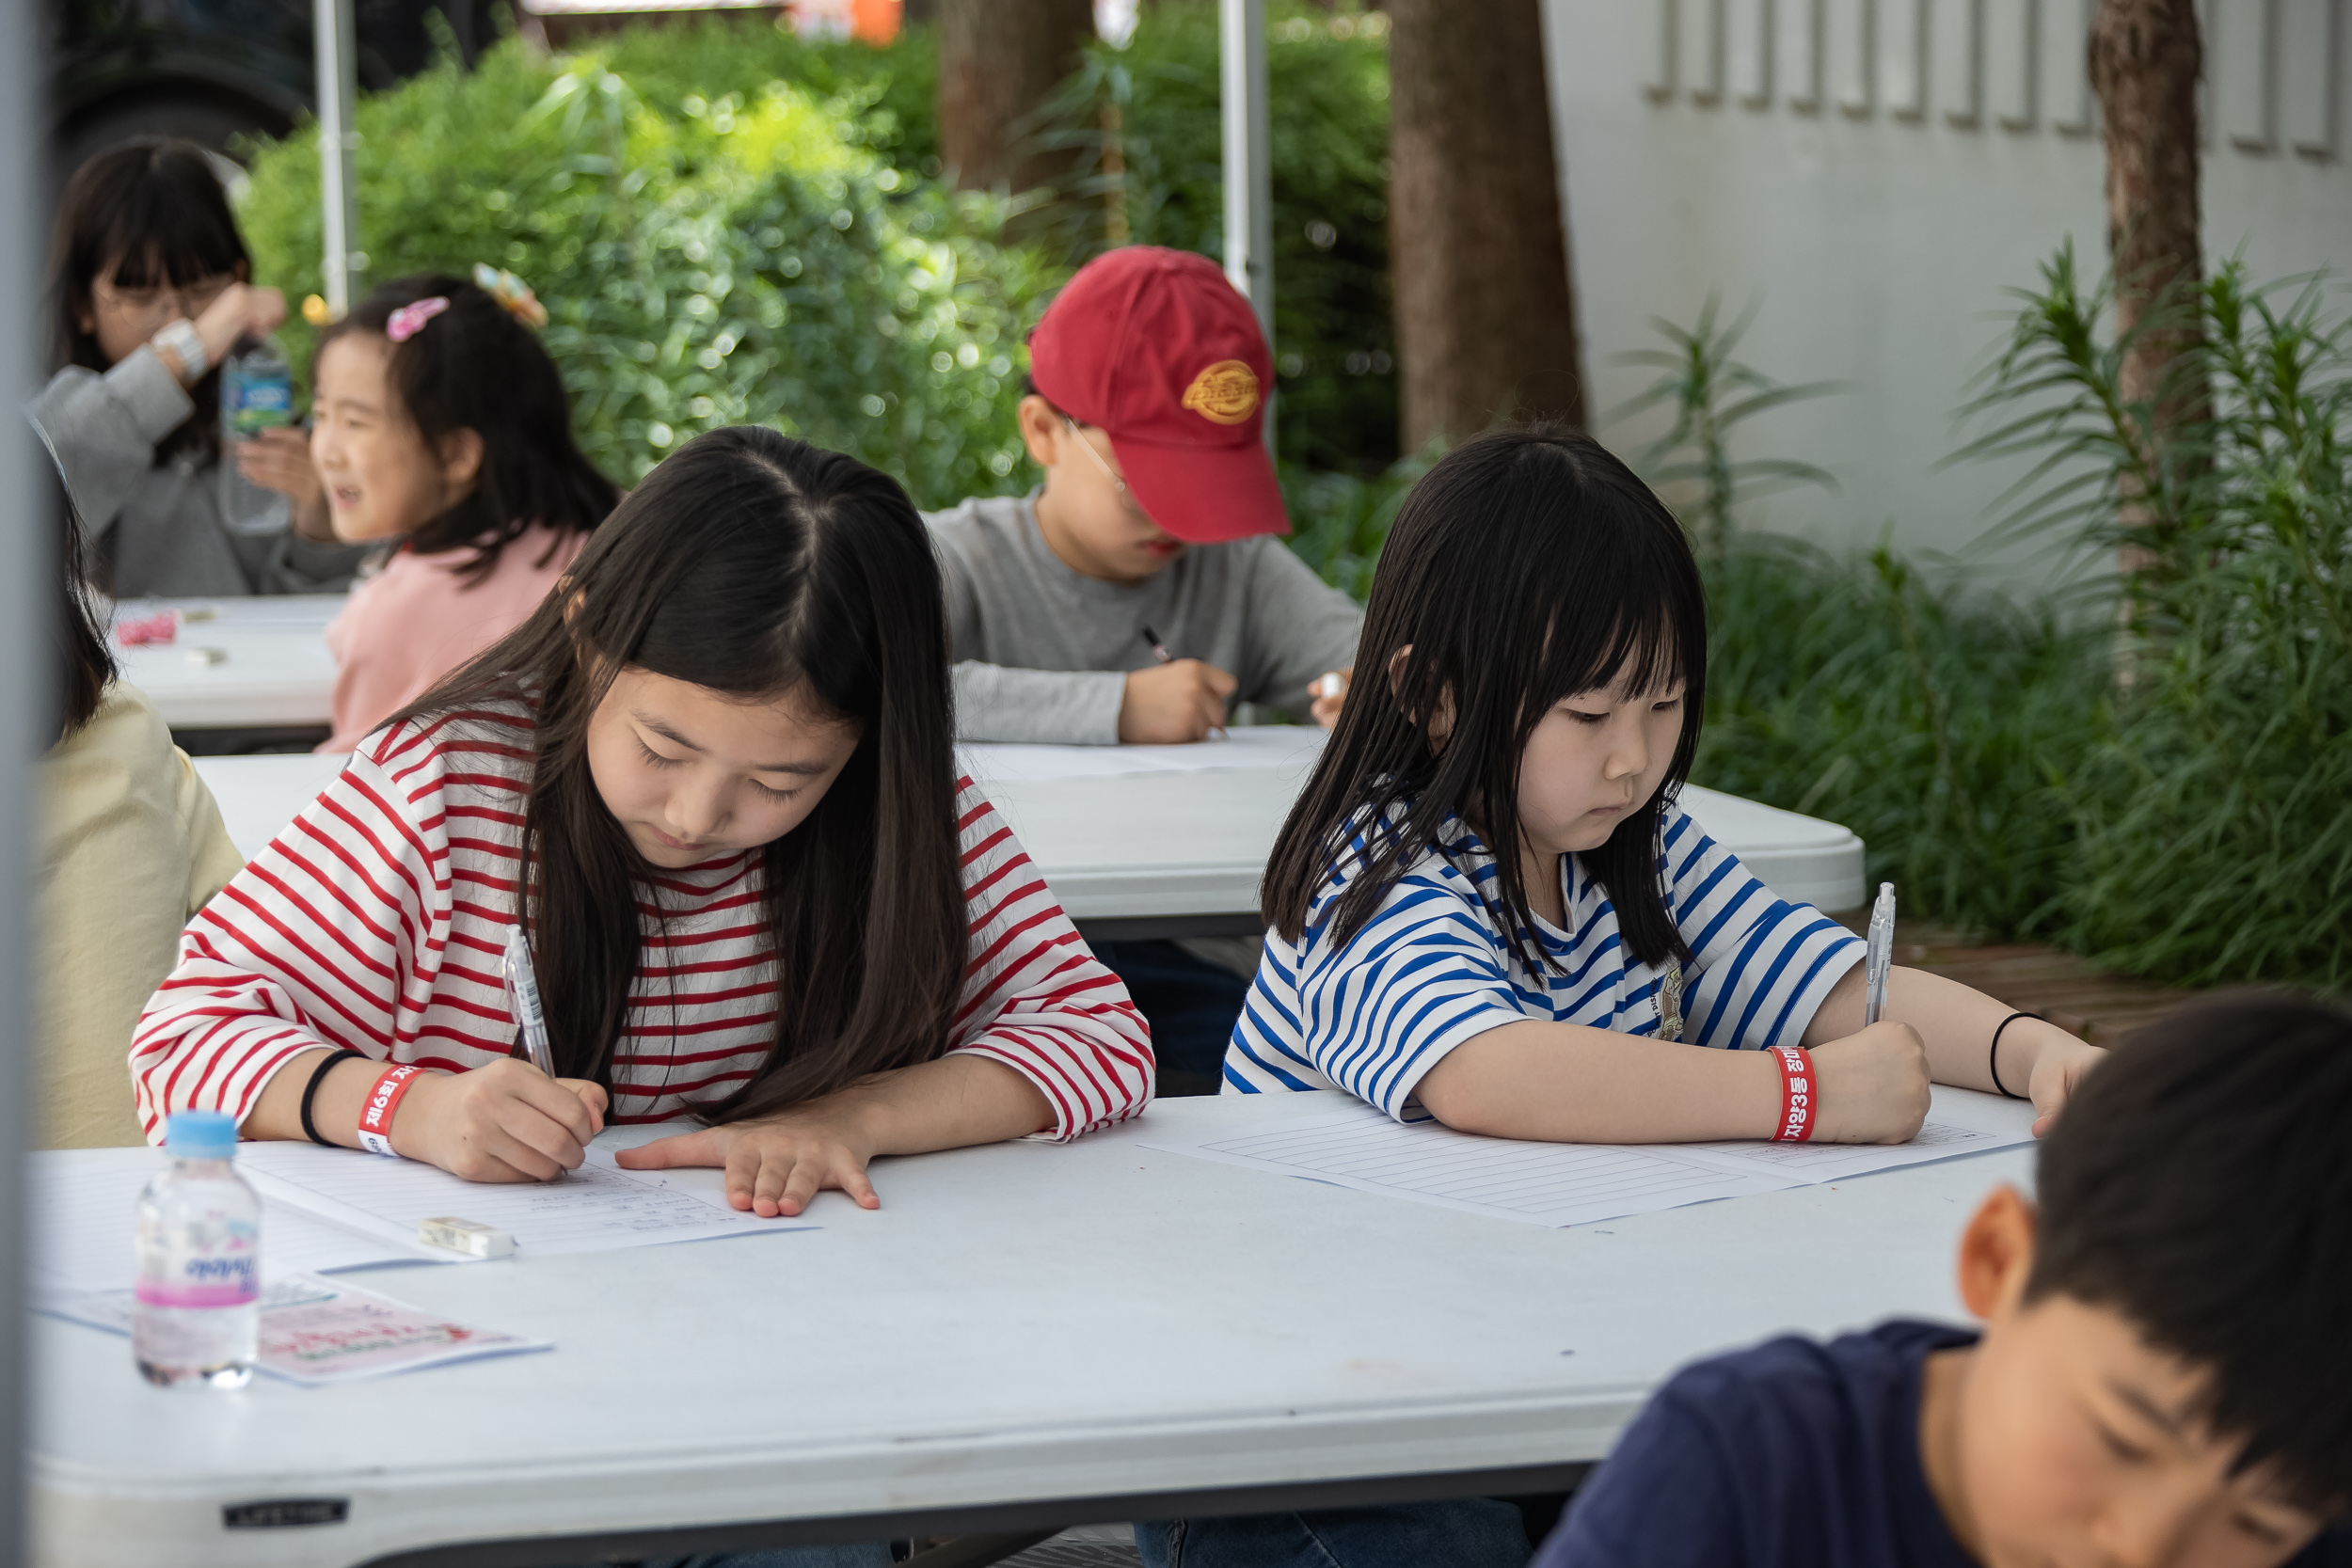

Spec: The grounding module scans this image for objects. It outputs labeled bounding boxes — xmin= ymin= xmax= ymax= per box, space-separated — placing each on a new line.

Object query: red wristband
xmin=357 ymin=1064 xmax=424 ymax=1157
xmin=1770 ymin=1045 xmax=1816 ymax=1142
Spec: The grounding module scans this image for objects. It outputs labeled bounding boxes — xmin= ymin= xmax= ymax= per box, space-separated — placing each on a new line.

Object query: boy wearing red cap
xmin=924 ymin=247 xmax=1364 ymax=1094
xmin=924 ymin=245 xmax=1361 ymax=748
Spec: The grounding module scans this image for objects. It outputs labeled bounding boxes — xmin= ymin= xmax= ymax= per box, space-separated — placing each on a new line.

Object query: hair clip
xmin=472 ymin=263 xmax=548 ymax=329
xmin=386 ymin=295 xmax=451 ymax=343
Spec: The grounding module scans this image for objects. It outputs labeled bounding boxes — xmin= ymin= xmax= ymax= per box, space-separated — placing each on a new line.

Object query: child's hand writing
xmin=1804 ymin=1022 xmax=1932 ymax=1144
xmin=394 ymin=1058 xmax=608 ymax=1182
xmin=1120 ymin=658 xmax=1237 ymax=742
xmin=616 ymin=1109 xmax=882 ymax=1217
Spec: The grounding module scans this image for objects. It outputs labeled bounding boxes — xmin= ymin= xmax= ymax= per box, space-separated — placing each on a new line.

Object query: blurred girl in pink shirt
xmin=311 ymin=268 xmax=616 ymax=752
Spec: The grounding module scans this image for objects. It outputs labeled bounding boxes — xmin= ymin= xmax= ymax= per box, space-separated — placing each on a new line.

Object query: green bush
xmin=1963 ymin=250 xmax=2352 ymax=988
xmin=236 ymin=19 xmax=1051 ymax=504
xmin=1692 ymin=539 xmax=2106 ymax=934
xmin=1028 ymin=3 xmax=1399 ymax=472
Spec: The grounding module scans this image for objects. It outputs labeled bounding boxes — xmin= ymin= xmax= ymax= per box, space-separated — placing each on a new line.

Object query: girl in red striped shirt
xmin=134 ymin=426 xmax=1153 ymax=1216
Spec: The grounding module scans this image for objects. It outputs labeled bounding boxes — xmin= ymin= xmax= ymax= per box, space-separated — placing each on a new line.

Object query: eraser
xmin=183 ymin=646 xmax=230 ymax=667
xmin=417 ymin=1215 xmax=516 ymax=1259
xmin=179 ymin=605 xmax=218 ymax=622
xmin=1315 ymin=672 xmax=1349 ymax=700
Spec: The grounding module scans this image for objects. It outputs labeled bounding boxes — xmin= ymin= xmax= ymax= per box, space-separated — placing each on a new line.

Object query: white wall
xmin=1540 ymin=0 xmax=2352 ymax=568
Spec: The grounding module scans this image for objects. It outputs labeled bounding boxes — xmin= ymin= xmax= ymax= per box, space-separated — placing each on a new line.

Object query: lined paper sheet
xmin=1145 ymin=1104 xmax=1795 ymax=1227
xmin=30 ymin=1148 xmax=436 ymax=1295
xmin=237 ymin=1143 xmax=815 ymax=1257
xmin=1143 ymin=1089 xmax=2036 ymax=1228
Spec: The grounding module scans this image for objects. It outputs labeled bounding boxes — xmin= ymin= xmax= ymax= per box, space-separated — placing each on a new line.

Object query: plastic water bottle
xmin=134 ymin=1111 xmax=261 ymax=1389
xmin=217 ymin=335 xmax=294 ymax=537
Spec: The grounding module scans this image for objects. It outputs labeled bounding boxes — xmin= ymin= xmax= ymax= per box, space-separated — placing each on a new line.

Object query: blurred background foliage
xmin=239 ymin=17 xmax=1044 ymax=503
xmin=238 ymin=2 xmax=1396 ymax=494
xmin=1024 ymin=3 xmax=1398 ymax=472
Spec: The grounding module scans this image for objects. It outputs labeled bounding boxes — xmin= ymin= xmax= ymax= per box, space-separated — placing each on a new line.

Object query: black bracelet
xmin=297 ymin=1049 xmax=358 ymax=1147
xmin=1990 ymin=1012 xmax=2041 ymax=1101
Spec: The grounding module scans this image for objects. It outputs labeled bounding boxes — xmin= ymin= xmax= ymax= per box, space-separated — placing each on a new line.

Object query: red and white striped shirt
xmin=133 ymin=705 xmax=1153 ymax=1143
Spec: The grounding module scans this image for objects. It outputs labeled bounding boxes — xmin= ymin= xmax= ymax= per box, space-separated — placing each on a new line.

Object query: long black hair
xmin=50 ymin=461 xmax=117 ymax=742
xmin=1262 ymin=424 xmax=1708 ymax=974
xmin=399 ymin=426 xmax=965 ymax=1122
xmin=48 ymin=138 xmax=250 ymax=466
xmin=316 ymin=273 xmax=616 ymax=584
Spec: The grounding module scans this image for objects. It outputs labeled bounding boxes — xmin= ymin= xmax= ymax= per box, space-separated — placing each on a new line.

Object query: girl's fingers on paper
xmin=734 ymin=1143 xmax=797 ymax=1217
xmin=614 ymin=1126 xmax=727 ymax=1170
xmin=776 ymin=1154 xmax=825 ymax=1217
xmin=838 ymin=1158 xmax=882 ymax=1211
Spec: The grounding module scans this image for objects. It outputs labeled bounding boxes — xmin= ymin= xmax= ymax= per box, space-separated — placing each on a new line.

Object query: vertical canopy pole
xmin=316 ymin=0 xmax=362 ymax=316
xmin=1219 ymin=0 xmax=1273 ymax=342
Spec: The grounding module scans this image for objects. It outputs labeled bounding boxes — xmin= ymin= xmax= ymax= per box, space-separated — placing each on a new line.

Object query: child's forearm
xmin=1414 ymin=1022 xmax=1786 ymax=1142
xmin=245 ymin=1047 xmax=375 ymax=1145
xmin=1802 ymin=963 xmax=2078 ymax=1094
xmin=834 ymin=1053 xmax=1057 ymax=1155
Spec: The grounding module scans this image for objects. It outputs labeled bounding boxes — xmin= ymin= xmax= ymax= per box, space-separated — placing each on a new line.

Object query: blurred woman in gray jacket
xmin=29 ymin=138 xmax=365 ymax=598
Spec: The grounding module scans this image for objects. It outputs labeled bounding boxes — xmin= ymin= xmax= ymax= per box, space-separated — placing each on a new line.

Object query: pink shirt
xmin=320 ymin=526 xmax=585 ymax=752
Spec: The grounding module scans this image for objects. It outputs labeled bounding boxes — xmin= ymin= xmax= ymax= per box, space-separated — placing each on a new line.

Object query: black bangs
xmin=1263 ymin=422 xmax=1708 ymax=974
xmin=91 ymin=199 xmax=245 ymax=293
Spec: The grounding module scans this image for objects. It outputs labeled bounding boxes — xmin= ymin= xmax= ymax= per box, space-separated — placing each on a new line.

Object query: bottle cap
xmin=166 ymin=1110 xmax=239 ymax=1160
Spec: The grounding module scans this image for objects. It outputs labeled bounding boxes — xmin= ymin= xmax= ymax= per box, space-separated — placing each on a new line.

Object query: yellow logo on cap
xmin=1181 ymin=359 xmax=1262 ymax=425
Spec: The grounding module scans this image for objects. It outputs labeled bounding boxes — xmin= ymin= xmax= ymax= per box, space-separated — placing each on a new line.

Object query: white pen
xmin=1863 ymin=881 xmax=1896 ymax=1028
xmin=501 ymin=925 xmax=558 ymax=1077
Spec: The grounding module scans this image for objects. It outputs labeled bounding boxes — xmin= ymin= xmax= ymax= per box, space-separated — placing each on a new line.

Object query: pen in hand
xmin=502 ymin=925 xmax=559 ymax=1078
xmin=1863 ymin=881 xmax=1896 ymax=1028
xmin=1138 ymin=625 xmax=1227 ymax=738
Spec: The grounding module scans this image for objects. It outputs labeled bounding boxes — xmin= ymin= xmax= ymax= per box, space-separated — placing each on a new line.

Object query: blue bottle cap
xmin=165 ymin=1110 xmax=239 ymax=1160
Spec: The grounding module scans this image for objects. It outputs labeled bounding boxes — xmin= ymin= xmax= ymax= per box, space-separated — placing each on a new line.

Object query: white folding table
xmin=192 ymin=730 xmax=1867 ymax=937
xmin=112 ymin=594 xmax=345 ymax=734
xmin=31 ymin=1088 xmax=2032 ymax=1567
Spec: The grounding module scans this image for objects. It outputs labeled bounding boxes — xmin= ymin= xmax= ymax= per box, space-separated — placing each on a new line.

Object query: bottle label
xmin=227 ymin=373 xmax=294 ymax=437
xmin=136 ymin=1218 xmax=260 ymax=1307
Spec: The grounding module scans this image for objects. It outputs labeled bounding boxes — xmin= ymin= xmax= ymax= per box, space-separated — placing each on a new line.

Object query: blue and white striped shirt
xmin=1223 ymin=800 xmax=1866 ymax=1120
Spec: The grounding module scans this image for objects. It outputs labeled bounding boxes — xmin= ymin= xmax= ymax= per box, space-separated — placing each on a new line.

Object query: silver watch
xmin=152 ymin=318 xmax=207 ymax=386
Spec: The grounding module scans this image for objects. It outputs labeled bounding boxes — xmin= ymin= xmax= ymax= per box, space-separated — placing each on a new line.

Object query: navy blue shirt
xmin=1534 ymin=1321 xmax=2352 ymax=1568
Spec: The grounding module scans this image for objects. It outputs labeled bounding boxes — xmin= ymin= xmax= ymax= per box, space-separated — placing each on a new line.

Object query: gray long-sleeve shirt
xmin=923 ymin=491 xmax=1364 ymax=744
xmin=28 ymin=345 xmax=367 ymax=598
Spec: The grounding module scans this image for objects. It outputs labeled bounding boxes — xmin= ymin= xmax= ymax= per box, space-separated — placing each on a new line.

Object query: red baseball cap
xmin=1027 ymin=245 xmax=1289 ymax=545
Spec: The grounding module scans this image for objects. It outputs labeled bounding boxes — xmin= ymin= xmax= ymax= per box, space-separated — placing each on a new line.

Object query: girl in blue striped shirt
xmin=1227 ymin=424 xmax=2106 ymax=1148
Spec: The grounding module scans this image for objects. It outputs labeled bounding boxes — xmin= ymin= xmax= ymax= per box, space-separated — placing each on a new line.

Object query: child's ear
xmin=1015 ymin=394 xmax=1063 ymax=471
xmin=1385 ymin=644 xmax=1456 ymax=744
xmin=1956 ymin=1184 xmax=2039 ymax=1323
xmin=437 ymin=427 xmax=485 ymax=497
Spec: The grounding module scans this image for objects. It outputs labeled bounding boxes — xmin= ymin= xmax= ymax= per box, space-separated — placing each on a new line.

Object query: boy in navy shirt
xmin=1536 ymin=991 xmax=2352 ymax=1568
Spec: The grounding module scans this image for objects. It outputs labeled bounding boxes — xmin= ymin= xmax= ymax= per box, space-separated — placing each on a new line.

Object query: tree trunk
xmin=2089 ymin=0 xmax=2209 ymax=455
xmin=1387 ymin=0 xmax=1584 ymax=449
xmin=936 ymin=0 xmax=1096 ymax=196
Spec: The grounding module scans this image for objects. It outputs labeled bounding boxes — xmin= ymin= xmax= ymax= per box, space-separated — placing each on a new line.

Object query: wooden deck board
xmin=1833 ymin=915 xmax=2188 ymax=1047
